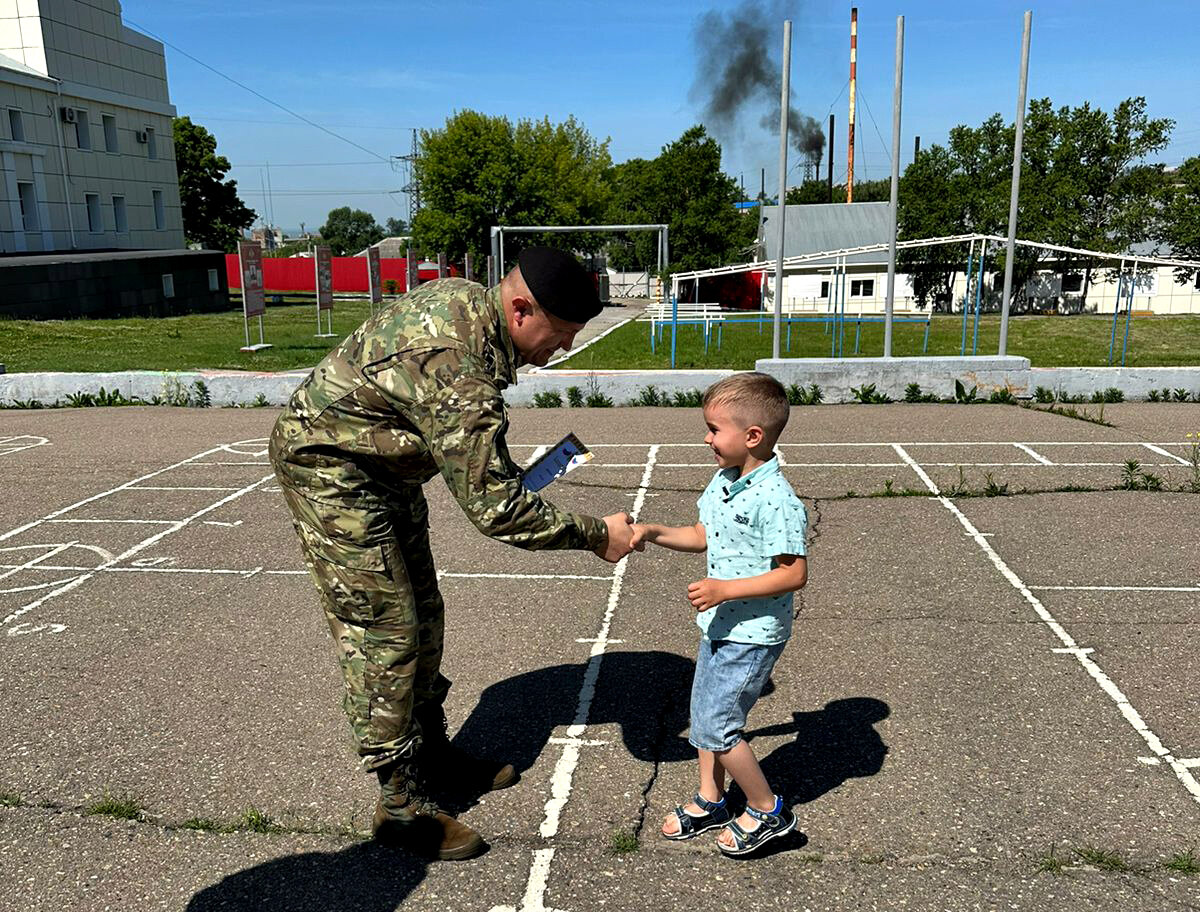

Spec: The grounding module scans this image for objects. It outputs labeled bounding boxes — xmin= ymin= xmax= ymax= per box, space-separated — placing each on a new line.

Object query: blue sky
xmin=120 ymin=0 xmax=1200 ymax=234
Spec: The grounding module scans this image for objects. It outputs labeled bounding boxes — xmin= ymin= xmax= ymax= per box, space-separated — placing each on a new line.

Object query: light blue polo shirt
xmin=696 ymin=456 xmax=808 ymax=645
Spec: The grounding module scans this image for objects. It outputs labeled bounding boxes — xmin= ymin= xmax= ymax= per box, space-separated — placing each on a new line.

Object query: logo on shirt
xmin=734 ymin=514 xmax=750 ymax=525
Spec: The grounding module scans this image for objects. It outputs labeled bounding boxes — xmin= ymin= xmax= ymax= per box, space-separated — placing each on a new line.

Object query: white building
xmin=756 ymin=202 xmax=1200 ymax=317
xmin=0 ymin=0 xmax=184 ymax=253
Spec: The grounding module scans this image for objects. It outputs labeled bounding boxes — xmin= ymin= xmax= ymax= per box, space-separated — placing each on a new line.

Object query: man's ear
xmin=511 ymin=295 xmax=535 ymax=325
xmin=745 ymin=425 xmax=765 ymax=447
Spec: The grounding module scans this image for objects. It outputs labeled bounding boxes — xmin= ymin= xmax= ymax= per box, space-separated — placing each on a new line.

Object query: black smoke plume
xmin=692 ymin=1 xmax=824 ymax=162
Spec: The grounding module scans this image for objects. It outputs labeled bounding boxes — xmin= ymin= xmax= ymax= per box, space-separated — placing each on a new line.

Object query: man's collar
xmin=721 ymin=455 xmax=781 ymax=501
xmin=485 ymin=285 xmax=517 ymax=386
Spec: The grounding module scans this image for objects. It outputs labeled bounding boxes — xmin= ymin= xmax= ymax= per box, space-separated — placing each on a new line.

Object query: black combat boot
xmin=414 ymin=705 xmax=518 ymax=794
xmin=372 ymin=757 xmax=485 ymax=861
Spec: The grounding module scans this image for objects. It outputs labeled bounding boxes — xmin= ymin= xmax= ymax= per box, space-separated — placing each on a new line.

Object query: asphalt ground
xmin=0 ymin=403 xmax=1198 ymax=912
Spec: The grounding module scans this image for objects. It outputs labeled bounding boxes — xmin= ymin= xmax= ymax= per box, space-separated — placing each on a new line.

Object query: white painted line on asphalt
xmin=1139 ymin=757 xmax=1162 ymax=766
xmin=45 ymin=518 xmax=179 ymax=525
xmin=1014 ymin=443 xmax=1054 ymax=465
xmin=0 ymin=441 xmax=255 ymax=546
xmin=0 ymin=435 xmax=50 ymax=457
xmin=1 ymin=473 xmax=275 ymax=630
xmin=0 ymin=541 xmax=78 ymax=583
xmin=1052 ymin=647 xmax=1095 ymax=657
xmin=548 ymin=737 xmax=611 ymax=747
xmin=210 ymin=461 xmax=270 ymax=466
xmin=203 ymin=520 xmax=244 ymax=527
xmin=128 ymin=486 xmax=243 ymax=492
xmin=489 ymin=848 xmax=563 ymax=912
xmin=1033 ymin=585 xmax=1200 ymax=592
xmin=493 ymin=445 xmax=659 ymax=912
xmin=575 ymin=637 xmax=624 ymax=645
xmin=541 ymin=444 xmax=658 ymax=839
xmin=1181 ymin=759 xmax=1200 ymax=769
xmin=893 ymin=443 xmax=1200 ymax=806
xmin=1142 ymin=443 xmax=1189 ymax=465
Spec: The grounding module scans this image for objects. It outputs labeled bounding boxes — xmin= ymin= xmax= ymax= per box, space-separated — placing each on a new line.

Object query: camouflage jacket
xmin=270 ymin=278 xmax=606 ymax=551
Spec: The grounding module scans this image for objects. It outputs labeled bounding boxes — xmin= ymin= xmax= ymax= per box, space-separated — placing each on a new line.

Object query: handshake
xmin=592 ymin=512 xmax=648 ymax=563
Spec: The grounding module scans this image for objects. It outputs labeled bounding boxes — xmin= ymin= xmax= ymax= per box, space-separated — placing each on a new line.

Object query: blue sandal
xmin=662 ymin=794 xmax=733 ymax=841
xmin=717 ymin=795 xmax=796 ymax=856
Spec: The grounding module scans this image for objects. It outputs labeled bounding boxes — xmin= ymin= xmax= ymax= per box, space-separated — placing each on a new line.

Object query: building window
xmin=850 ymin=279 xmax=875 ymax=297
xmin=85 ymin=193 xmax=102 ymax=232
xmin=17 ymin=182 xmax=38 ymax=231
xmin=1062 ymin=273 xmax=1083 ymax=293
xmin=146 ymin=127 xmax=157 ymax=160
xmin=8 ymin=109 xmax=24 ymax=142
xmin=102 ymin=114 xmax=118 ymax=152
xmin=112 ymin=195 xmax=127 ymax=232
xmin=162 ymin=274 xmax=175 ymax=298
xmin=74 ymin=110 xmax=91 ymax=150
xmin=819 ymin=280 xmax=830 ymax=299
xmin=153 ymin=189 xmax=165 ymax=229
xmin=208 ymin=268 xmax=220 ymax=292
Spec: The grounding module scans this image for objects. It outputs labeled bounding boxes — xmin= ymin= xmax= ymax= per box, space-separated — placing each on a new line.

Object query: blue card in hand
xmin=522 ymin=432 xmax=593 ymax=492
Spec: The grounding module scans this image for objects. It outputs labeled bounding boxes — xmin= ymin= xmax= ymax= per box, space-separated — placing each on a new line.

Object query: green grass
xmin=552 ymin=314 xmax=1200 ymax=371
xmin=180 ymin=816 xmax=223 ymax=832
xmin=237 ymin=806 xmax=280 ymax=833
xmin=85 ymin=793 xmax=143 ymax=821
xmin=1073 ymin=846 xmax=1131 ymax=872
xmin=1164 ymin=850 xmax=1200 ymax=874
xmin=0 ymin=790 xmax=23 ymax=807
xmin=609 ymin=828 xmax=639 ymax=854
xmin=0 ymin=299 xmax=375 ymax=372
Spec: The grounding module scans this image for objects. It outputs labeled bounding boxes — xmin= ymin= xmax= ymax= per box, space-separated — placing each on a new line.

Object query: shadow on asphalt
xmin=185 ymin=841 xmax=425 ymax=912
xmin=747 ymin=697 xmax=891 ymax=807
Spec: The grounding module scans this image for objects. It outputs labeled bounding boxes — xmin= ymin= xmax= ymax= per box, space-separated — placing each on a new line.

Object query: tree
xmin=172 ymin=116 xmax=255 ymax=252
xmin=412 ymin=110 xmax=611 ymax=266
xmin=605 ymin=126 xmax=755 ymax=273
xmin=384 ymin=217 xmax=409 ymax=237
xmin=319 ymin=207 xmax=384 ymax=256
xmin=1156 ymin=156 xmax=1200 ymax=284
xmin=897 ymin=97 xmax=1173 ymax=309
xmin=785 ymin=177 xmax=890 ymax=205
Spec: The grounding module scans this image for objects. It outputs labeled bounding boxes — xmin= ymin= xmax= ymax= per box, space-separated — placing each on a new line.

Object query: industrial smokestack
xmin=847 ymin=6 xmax=857 ymax=203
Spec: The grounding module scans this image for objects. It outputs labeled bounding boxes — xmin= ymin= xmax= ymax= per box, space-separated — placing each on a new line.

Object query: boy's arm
xmin=687 ymin=555 xmax=807 ymax=611
xmin=631 ymin=521 xmax=707 ymax=554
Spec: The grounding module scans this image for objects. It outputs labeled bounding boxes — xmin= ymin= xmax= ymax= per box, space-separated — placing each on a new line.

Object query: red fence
xmin=225 ymin=256 xmax=456 ymax=293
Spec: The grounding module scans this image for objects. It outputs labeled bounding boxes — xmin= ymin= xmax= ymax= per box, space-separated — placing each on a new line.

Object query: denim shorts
xmin=689 ymin=636 xmax=785 ymax=751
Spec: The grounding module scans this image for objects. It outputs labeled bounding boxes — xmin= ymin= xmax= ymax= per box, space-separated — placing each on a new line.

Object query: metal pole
xmin=499 ymin=230 xmax=505 ymax=281
xmin=973 ymin=242 xmax=986 ymax=355
xmin=961 ymin=238 xmax=976 ymax=355
xmin=772 ymin=19 xmax=793 ymax=360
xmin=828 ymin=114 xmax=835 ymax=203
xmin=1121 ymin=260 xmax=1137 ymax=366
xmin=883 ymin=15 xmax=904 ymax=358
xmin=670 ymin=294 xmax=678 ymax=369
xmin=1108 ymin=259 xmax=1125 ymax=365
xmin=998 ymin=10 xmax=1032 ymax=356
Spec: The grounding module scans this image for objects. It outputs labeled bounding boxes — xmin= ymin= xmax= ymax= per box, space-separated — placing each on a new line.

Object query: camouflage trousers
xmin=279 ymin=483 xmax=450 ymax=772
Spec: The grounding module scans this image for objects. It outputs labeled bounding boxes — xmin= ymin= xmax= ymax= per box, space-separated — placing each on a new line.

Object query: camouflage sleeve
xmin=377 ymin=349 xmax=607 ymax=551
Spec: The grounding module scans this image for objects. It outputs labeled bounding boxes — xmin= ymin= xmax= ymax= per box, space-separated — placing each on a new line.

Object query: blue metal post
xmin=1107 ymin=271 xmax=1124 ymax=365
xmin=1121 ymin=265 xmax=1136 ymax=366
xmin=670 ymin=294 xmax=678 ymax=369
xmin=922 ymin=313 xmax=931 ymax=353
xmin=838 ymin=264 xmax=847 ymax=357
xmin=972 ymin=244 xmax=986 ymax=355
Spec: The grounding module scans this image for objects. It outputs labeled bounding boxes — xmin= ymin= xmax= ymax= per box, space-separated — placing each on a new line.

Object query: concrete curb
xmin=2 ymin=361 xmax=1199 ymax=407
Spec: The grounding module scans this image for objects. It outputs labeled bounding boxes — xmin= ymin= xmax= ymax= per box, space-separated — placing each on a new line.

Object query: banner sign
xmin=238 ymin=240 xmax=265 ymax=317
xmin=315 ymin=246 xmax=334 ymax=311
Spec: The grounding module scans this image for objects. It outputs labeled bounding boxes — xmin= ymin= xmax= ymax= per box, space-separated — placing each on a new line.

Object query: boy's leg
xmin=714 ymin=740 xmax=778 ymax=848
xmin=661 ymin=749 xmax=728 ymax=837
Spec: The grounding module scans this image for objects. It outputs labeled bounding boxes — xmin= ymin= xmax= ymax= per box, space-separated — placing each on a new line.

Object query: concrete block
xmin=756 ymin=356 xmax=1032 ymax=402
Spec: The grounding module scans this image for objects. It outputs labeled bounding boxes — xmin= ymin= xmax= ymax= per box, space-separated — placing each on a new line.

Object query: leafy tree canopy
xmin=172 ymin=116 xmax=255 ymax=253
xmin=319 ymin=207 xmax=384 ymax=256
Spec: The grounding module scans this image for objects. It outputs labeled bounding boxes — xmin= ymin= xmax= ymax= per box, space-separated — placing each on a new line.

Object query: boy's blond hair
xmin=702 ymin=372 xmax=790 ymax=445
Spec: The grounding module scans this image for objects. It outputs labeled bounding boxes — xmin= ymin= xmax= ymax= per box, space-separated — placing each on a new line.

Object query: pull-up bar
xmin=489 ymin=224 xmax=669 ymax=287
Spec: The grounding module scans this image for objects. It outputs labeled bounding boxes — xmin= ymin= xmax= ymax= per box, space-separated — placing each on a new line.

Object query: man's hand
xmin=687 ymin=578 xmax=730 ymax=612
xmin=595 ymin=512 xmax=636 ymax=563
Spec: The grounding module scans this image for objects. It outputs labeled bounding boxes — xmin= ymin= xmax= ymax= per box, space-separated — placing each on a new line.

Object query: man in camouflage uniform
xmin=270 ymin=247 xmax=636 ymax=860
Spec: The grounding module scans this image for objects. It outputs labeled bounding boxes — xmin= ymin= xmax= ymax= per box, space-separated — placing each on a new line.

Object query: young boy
xmin=632 ymin=372 xmax=808 ymax=855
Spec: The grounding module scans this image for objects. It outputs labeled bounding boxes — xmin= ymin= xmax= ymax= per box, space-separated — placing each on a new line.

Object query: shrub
xmin=851 ymin=383 xmax=891 ymax=404
xmin=988 ymin=388 xmax=1016 ymax=404
xmin=566 ymin=386 xmax=584 ymax=408
xmin=634 ymin=385 xmax=663 ymax=407
xmin=532 ymin=391 xmax=563 ymax=408
xmin=1034 ymin=386 xmax=1056 ymax=404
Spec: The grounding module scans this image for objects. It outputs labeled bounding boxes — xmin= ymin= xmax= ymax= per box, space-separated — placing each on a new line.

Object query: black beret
xmin=518 ymin=246 xmax=602 ymax=323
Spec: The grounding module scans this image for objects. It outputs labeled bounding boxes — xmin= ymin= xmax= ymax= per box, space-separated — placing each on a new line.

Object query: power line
xmin=231 ymin=161 xmax=389 ymax=168
xmin=125 ymin=18 xmax=391 ymax=163
xmin=857 ymin=91 xmax=891 ymax=169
